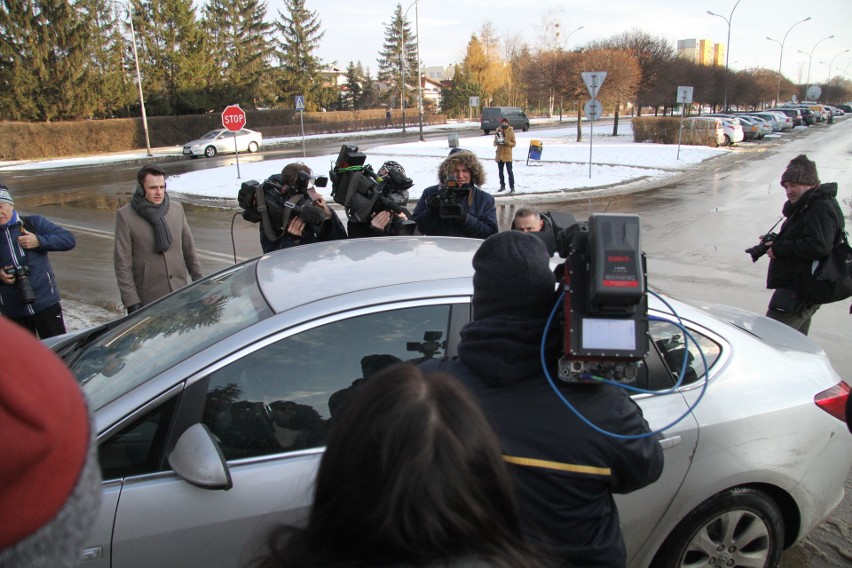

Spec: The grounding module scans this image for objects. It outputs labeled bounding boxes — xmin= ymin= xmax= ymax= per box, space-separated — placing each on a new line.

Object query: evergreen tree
xmin=441 ymin=63 xmax=481 ymax=119
xmin=0 ymin=0 xmax=91 ymax=121
xmin=273 ymin=0 xmax=327 ymax=111
xmin=133 ymin=0 xmax=213 ymax=115
xmin=202 ymin=0 xmax=275 ymax=109
xmin=342 ymin=61 xmax=363 ymax=110
xmin=376 ymin=3 xmax=418 ymax=110
xmin=78 ymin=0 xmax=134 ymax=118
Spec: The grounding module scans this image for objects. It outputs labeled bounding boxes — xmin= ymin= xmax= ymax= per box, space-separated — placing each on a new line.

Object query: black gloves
xmin=126 ymin=303 xmax=141 ymax=315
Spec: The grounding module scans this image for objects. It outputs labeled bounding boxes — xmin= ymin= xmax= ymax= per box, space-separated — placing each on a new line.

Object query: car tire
xmin=204 ymin=146 xmax=217 ymax=158
xmin=523 ymin=123 xmax=529 ymax=132
xmin=650 ymin=487 xmax=784 ymax=568
xmin=483 ymin=129 xmax=491 ymax=135
xmin=722 ymin=134 xmax=732 ymax=146
xmin=248 ymin=141 xmax=259 ymax=153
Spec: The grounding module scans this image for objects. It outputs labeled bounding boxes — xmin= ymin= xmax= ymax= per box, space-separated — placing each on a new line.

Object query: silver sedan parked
xmin=48 ymin=237 xmax=852 ymax=568
xmin=182 ymin=128 xmax=262 ymax=158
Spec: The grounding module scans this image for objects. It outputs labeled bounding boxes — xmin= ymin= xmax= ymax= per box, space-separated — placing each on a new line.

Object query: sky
xmin=262 ymin=0 xmax=852 ymax=85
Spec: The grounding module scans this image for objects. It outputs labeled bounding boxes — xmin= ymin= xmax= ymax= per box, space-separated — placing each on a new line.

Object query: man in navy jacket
xmin=421 ymin=232 xmax=663 ymax=567
xmin=0 ymin=184 xmax=76 ymax=338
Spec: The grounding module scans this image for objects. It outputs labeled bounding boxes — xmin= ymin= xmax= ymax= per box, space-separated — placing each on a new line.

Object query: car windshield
xmin=69 ymin=261 xmax=273 ymax=410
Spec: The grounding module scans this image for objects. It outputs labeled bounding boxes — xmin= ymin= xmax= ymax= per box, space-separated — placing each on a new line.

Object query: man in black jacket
xmin=420 ymin=231 xmax=663 ymax=568
xmin=765 ymin=154 xmax=844 ymax=334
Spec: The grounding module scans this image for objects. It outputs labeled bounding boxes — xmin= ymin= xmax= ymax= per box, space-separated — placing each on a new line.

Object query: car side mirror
xmin=168 ymin=423 xmax=233 ymax=490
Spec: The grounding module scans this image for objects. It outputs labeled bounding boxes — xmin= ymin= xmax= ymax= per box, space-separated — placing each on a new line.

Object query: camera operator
xmin=411 ymin=150 xmax=498 ymax=238
xmin=0 ymin=184 xmax=76 ymax=338
xmin=346 ymin=161 xmax=414 ymax=239
xmin=260 ymin=163 xmax=346 ymax=253
xmin=762 ymin=155 xmax=843 ymax=335
xmin=420 ymin=231 xmax=663 ymax=567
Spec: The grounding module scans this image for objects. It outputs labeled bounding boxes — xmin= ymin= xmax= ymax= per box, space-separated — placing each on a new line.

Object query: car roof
xmin=255 ymin=237 xmax=481 ymax=314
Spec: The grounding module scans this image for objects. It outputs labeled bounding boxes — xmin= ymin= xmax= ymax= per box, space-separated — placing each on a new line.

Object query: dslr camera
xmin=329 ymin=145 xmax=416 ymax=236
xmin=4 ymin=265 xmax=36 ymax=304
xmin=428 ymin=175 xmax=469 ymax=220
xmin=745 ymin=232 xmax=777 ymax=263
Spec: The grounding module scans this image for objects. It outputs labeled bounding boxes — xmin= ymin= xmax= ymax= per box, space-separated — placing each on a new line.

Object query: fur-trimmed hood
xmin=437 ymin=150 xmax=486 ymax=187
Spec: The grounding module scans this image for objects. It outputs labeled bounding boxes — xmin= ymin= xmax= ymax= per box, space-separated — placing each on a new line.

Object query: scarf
xmin=131 ymin=185 xmax=172 ymax=252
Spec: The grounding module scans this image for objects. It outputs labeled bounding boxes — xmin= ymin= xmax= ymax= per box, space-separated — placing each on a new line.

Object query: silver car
xmin=49 ymin=238 xmax=852 ymax=568
xmin=182 ymin=128 xmax=262 ymax=158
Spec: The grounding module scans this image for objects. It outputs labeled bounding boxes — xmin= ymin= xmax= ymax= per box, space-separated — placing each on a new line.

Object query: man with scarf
xmin=420 ymin=231 xmax=663 ymax=568
xmin=114 ymin=165 xmax=203 ymax=314
xmin=0 ymin=183 xmax=76 ymax=338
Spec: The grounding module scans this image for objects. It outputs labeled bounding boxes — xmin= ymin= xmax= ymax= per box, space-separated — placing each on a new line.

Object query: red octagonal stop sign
xmin=221 ymin=105 xmax=247 ymax=132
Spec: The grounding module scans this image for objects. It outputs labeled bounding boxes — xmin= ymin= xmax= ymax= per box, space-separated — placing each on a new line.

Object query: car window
xmin=202 ymin=304 xmax=453 ymax=461
xmin=99 ymin=395 xmax=179 ymax=480
xmin=646 ymin=320 xmax=721 ymax=388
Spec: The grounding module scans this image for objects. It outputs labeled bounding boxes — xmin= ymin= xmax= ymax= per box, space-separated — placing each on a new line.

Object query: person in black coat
xmin=764 ymin=154 xmax=844 ymax=335
xmin=420 ymin=231 xmax=664 ymax=568
xmin=411 ymin=150 xmax=498 ymax=238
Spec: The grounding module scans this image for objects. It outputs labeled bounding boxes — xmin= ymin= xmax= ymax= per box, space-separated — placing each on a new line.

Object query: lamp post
xmin=822 ymin=49 xmax=850 ymax=83
xmin=116 ymin=0 xmax=152 ymax=156
xmin=800 ymin=34 xmax=834 ymax=86
xmin=707 ymin=0 xmax=742 ymax=111
xmin=844 ymin=60 xmax=852 ymax=80
xmin=564 ymin=25 xmax=584 ymax=45
xmin=414 ymin=0 xmax=424 ymax=141
xmin=400 ymin=0 xmax=420 ymax=136
xmin=766 ymin=16 xmax=810 ymax=106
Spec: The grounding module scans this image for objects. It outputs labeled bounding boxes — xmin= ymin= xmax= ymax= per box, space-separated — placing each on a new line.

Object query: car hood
xmin=698 ymin=302 xmax=824 ymax=354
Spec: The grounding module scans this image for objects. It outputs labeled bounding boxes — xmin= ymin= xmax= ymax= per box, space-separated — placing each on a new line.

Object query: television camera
xmin=553 ymin=213 xmax=649 ymax=383
xmin=426 ymin=175 xmax=472 ymax=220
xmin=329 ymin=145 xmax=416 ymax=236
xmin=238 ymin=170 xmax=328 ymax=242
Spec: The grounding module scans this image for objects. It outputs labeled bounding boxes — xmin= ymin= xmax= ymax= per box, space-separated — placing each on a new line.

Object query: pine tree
xmin=0 ymin=0 xmax=91 ymax=121
xmin=202 ymin=0 xmax=275 ymax=109
xmin=376 ymin=3 xmax=418 ymax=110
xmin=342 ymin=61 xmax=363 ymax=110
xmin=273 ymin=0 xmax=327 ymax=111
xmin=133 ymin=0 xmax=213 ymax=115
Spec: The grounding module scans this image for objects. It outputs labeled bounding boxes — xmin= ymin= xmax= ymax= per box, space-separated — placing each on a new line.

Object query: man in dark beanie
xmin=411 ymin=150 xmax=498 ymax=238
xmin=763 ymin=154 xmax=844 ymax=334
xmin=0 ymin=316 xmax=101 ymax=567
xmin=114 ymin=165 xmax=203 ymax=314
xmin=420 ymin=231 xmax=663 ymax=568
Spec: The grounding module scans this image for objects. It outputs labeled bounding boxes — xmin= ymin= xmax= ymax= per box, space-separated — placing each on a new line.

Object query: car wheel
xmin=483 ymin=129 xmax=491 ymax=135
xmin=722 ymin=134 xmax=732 ymax=146
xmin=204 ymin=146 xmax=217 ymax=158
xmin=650 ymin=487 xmax=784 ymax=568
xmin=248 ymin=141 xmax=259 ymax=153
xmin=523 ymin=124 xmax=529 ymax=131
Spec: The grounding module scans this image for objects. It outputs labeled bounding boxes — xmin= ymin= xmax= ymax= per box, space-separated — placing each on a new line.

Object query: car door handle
xmin=659 ymin=436 xmax=682 ymax=450
xmin=79 ymin=546 xmax=103 ymax=561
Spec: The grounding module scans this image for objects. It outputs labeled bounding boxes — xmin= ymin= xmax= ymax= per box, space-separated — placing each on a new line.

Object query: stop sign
xmin=221 ymin=105 xmax=247 ymax=132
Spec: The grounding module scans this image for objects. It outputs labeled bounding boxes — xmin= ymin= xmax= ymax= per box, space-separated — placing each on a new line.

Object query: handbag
xmin=798 ymin=229 xmax=852 ymax=304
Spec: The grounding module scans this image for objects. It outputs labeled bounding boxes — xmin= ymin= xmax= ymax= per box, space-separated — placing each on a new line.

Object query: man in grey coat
xmin=114 ymin=165 xmax=203 ymax=313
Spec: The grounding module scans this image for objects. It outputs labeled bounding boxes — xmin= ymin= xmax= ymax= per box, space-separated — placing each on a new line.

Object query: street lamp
xmin=766 ymin=16 xmax=811 ymax=106
xmin=707 ymin=0 xmax=742 ymax=110
xmin=800 ymin=34 xmax=834 ymax=86
xmin=116 ymin=0 xmax=152 ymax=156
xmin=563 ymin=25 xmax=584 ymax=46
xmin=821 ymin=49 xmax=850 ymax=83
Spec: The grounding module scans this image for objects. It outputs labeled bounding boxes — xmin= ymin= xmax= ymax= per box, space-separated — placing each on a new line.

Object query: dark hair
xmin=254 ymin=364 xmax=545 ymax=568
xmin=136 ymin=165 xmax=167 ymax=186
xmin=281 ymin=163 xmax=312 ymax=188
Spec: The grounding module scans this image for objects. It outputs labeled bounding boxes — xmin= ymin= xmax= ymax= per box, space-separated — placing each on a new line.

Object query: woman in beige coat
xmin=494 ymin=117 xmax=516 ymax=193
xmin=114 ymin=165 xmax=203 ymax=313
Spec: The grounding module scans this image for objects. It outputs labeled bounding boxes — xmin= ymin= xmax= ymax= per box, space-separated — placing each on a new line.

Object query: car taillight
xmin=814 ymin=381 xmax=850 ymax=423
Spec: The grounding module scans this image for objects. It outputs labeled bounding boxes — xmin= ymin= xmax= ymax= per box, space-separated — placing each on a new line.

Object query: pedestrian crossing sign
xmin=295 ymin=95 xmax=305 ymax=111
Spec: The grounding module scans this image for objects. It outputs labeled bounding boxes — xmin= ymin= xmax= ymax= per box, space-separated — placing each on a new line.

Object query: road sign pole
xmin=222 ymin=105 xmax=247 ymax=179
xmin=234 ymin=134 xmax=241 ymax=178
xmin=581 ymin=72 xmax=607 ymax=179
xmin=589 ymin=97 xmax=594 ymax=179
xmin=295 ymin=95 xmax=306 ymax=157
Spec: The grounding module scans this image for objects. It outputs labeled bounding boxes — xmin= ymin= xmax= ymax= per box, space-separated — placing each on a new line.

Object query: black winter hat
xmin=472 ymin=231 xmax=556 ymax=320
xmin=781 ymin=154 xmax=820 ymax=187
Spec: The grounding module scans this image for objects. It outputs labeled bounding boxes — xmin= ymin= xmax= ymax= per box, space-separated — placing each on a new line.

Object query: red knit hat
xmin=0 ymin=316 xmax=100 ymax=562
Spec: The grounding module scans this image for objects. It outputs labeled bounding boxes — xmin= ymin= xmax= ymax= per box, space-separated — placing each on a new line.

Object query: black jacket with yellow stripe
xmin=421 ymin=315 xmax=664 ymax=568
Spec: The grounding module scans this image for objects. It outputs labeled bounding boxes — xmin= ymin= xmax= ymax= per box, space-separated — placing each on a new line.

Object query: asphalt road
xmin=3 ymin=118 xmax=850 ymax=567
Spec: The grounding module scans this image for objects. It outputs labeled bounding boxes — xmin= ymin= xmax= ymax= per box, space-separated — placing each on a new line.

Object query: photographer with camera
xmin=258 ymin=163 xmax=346 ymax=253
xmin=346 ymin=161 xmax=415 ymax=239
xmin=494 ymin=117 xmax=516 ymax=193
xmin=411 ymin=150 xmax=498 ymax=238
xmin=420 ymin=231 xmax=663 ymax=568
xmin=758 ymin=154 xmax=844 ymax=335
xmin=0 ymin=184 xmax=76 ymax=338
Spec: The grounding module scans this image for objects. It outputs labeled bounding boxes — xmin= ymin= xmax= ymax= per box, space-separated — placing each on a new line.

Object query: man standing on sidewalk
xmin=494 ymin=117 xmax=516 ymax=193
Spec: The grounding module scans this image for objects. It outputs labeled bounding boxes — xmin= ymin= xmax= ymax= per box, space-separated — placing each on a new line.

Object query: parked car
xmin=480 ymin=106 xmax=530 ymax=134
xmin=47 ymin=237 xmax=852 ymax=568
xmin=682 ymin=116 xmax=726 ymax=146
xmin=706 ymin=114 xmax=761 ymax=141
xmin=836 ymin=104 xmax=852 ymax=114
xmin=715 ymin=116 xmax=745 ymax=145
xmin=183 ymin=128 xmax=263 ymax=158
xmin=767 ymin=107 xmax=804 ymax=127
xmin=746 ymin=112 xmax=783 ymax=132
xmin=745 ymin=115 xmax=774 ymax=138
